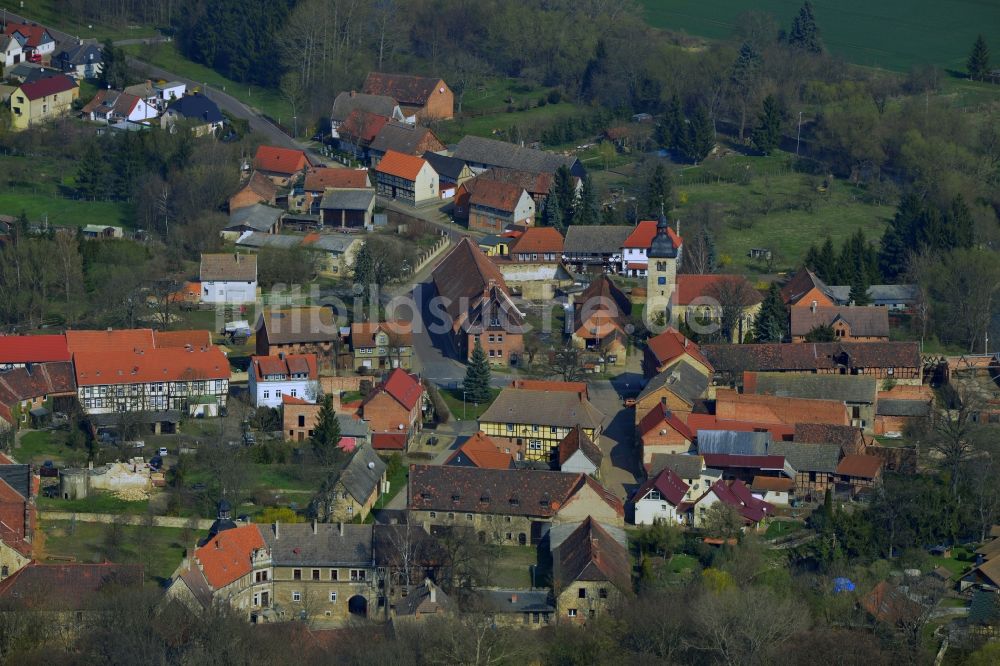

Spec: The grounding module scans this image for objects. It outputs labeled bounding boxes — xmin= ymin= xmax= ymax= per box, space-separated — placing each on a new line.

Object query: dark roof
xmin=701 ymin=342 xmax=922 ymax=374
xmin=431 ymin=238 xmax=523 ymax=329
xmin=258 ymin=310 xmax=340 ymax=345
xmin=557 ymin=425 xmax=603 ymax=467
xmin=768 ymin=441 xmax=841 ymax=473
xmin=0 ymin=464 xmax=30 ymax=500
xmin=632 ymin=467 xmax=688 ymax=506
xmin=421 ymin=152 xmax=469 ymax=182
xmin=331 ymin=91 xmax=400 ymax=123
xmin=480 ymin=168 xmax=554 ymax=195
xmin=647 ymin=453 xmax=705 ymax=479
xmin=319 ymin=187 xmax=375 ymax=211
xmin=373 ymin=524 xmax=448 ymax=568
xmin=793 ymin=423 xmax=866 ymax=455
xmin=877 ymin=399 xmax=932 ymax=417
xmin=393 ymin=579 xmax=454 ymax=617
xmin=259 ymin=523 xmax=374 ymax=566
xmin=552 ymin=517 xmax=631 ymax=594
xmin=363 ymin=72 xmax=444 ymax=106
xmin=562 ymin=225 xmax=633 ymax=255
xmin=968 ymin=589 xmax=1000 ymax=625
xmin=166 ymin=93 xmax=223 ymax=124
xmin=577 ymin=275 xmax=630 ymax=317
xmin=706 ymin=480 xmax=774 ymax=522
xmin=339 ymin=444 xmax=386 ymax=503
xmin=452 ymin=136 xmax=580 ymax=176
xmin=408 ymin=465 xmax=622 ymax=518
xmin=866 ymin=284 xmax=920 ymax=305
xmin=648 ymin=216 xmax=678 ymax=259
xmin=370 ymin=122 xmax=443 ymax=155
xmin=55 ymin=42 xmax=103 ymax=67
xmin=468 ymin=178 xmax=530 ymax=213
xmin=226 ymin=203 xmax=282 ymax=232
xmin=0 ymin=562 xmax=142 ymax=610
xmin=637 ymin=358 xmax=708 ymax=405
xmin=835 ymin=454 xmax=882 ymax=479
xmin=175 ymin=567 xmax=213 ymax=610
xmin=747 ymin=372 xmax=876 ymax=403
xmin=780 ymin=268 xmax=840 ymax=305
xmin=200 ymin=252 xmax=257 ymax=282
xmin=790 ymin=306 xmax=889 ymax=338
xmin=480 ymin=388 xmax=604 ymax=430
xmin=697 ymin=430 xmax=770 ymax=456
xmin=477 ymin=589 xmax=555 ymax=613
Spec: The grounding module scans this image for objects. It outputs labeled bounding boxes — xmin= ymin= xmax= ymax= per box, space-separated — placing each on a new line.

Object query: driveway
xmin=587 ymin=378 xmax=642 ymax=502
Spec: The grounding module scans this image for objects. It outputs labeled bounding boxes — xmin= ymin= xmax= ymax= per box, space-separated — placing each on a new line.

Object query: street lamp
xmin=462 ymin=390 xmax=468 ymax=420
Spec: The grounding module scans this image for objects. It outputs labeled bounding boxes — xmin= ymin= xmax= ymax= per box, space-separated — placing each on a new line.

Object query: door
xmin=261 ymin=591 xmax=269 ymax=607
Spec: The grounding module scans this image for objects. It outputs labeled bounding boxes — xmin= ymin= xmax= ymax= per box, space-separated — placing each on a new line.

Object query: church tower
xmin=645 ymin=214 xmax=679 ymax=325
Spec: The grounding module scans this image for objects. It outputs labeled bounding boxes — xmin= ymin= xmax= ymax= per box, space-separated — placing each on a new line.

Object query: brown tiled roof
xmin=701 ymin=342 xmax=921 ymax=374
xmin=200 ymin=252 xmax=257 ymax=282
xmin=676 ymin=274 xmax=762 ymax=307
xmin=468 ymin=179 xmax=528 ymax=213
xmin=258 ymin=309 xmax=340 ymax=345
xmin=576 ymin=276 xmax=631 ymax=318
xmin=0 ymin=362 xmax=76 ymax=413
xmin=557 ymin=425 xmax=603 ymax=467
xmin=240 ymin=171 xmax=278 ymax=200
xmin=431 ymin=238 xmax=521 ymax=329
xmin=794 ymin=423 xmax=868 ymax=456
xmin=254 ymin=145 xmax=308 ymax=176
xmin=479 ymin=388 xmax=604 ymax=431
xmin=508 ymin=379 xmax=588 ymax=398
xmin=330 ymin=91 xmax=399 ymax=123
xmin=350 ymin=321 xmax=413 ymax=348
xmin=482 ymin=168 xmax=553 ymax=195
xmin=363 ymin=72 xmax=444 ymax=106
xmin=304 ymin=167 xmax=369 ymax=192
xmin=553 ymin=517 xmax=631 ymax=594
xmin=751 ymin=476 xmax=796 ymax=492
xmin=340 ymin=109 xmax=390 ymax=144
xmin=790 ymin=306 xmax=889 ymax=337
xmin=646 ymin=327 xmax=711 ymax=370
xmin=408 ymin=465 xmax=619 ymax=517
xmin=836 ymin=454 xmax=882 ymax=479
xmin=65 ymin=329 xmax=155 ymax=353
xmin=370 ymin=121 xmax=444 ymax=155
xmin=153 ymin=330 xmax=213 ymax=349
xmin=715 ymin=389 xmax=849 ymax=426
xmin=0 ymin=562 xmax=142 ymax=610
xmin=510 ymin=227 xmax=564 ymax=255
xmin=780 ymin=268 xmax=838 ymax=305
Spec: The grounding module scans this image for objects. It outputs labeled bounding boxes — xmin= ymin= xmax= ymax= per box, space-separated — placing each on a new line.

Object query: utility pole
xmin=796 ymin=111 xmax=803 ymax=156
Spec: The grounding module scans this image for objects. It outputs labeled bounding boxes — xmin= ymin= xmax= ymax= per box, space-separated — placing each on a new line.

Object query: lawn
xmin=436 ymin=100 xmax=585 ymax=145
xmin=640 ymin=0 xmax=1000 ymax=73
xmin=15 ymin=1 xmax=160 ymax=43
xmin=38 ymin=491 xmax=150 ymax=515
xmin=765 ymin=520 xmax=805 ymax=540
xmin=16 ymin=430 xmax=72 ymax=465
xmin=492 ymin=545 xmax=540 ymax=588
xmin=125 ymin=42 xmax=294 ymax=123
xmin=372 ymin=458 xmax=408 ymax=512
xmin=441 ymin=387 xmax=501 ymax=421
xmin=927 ymin=555 xmax=971 ymax=579
xmin=250 ymin=464 xmax=325 ymax=493
xmin=40 ymin=519 xmax=196 ymax=585
xmin=459 ymin=78 xmax=558 ymax=116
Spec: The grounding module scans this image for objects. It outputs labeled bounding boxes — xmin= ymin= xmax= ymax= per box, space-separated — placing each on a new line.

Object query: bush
xmin=547 ymin=89 xmax=562 ymax=104
xmin=537 ymin=96 xmax=547 ymax=107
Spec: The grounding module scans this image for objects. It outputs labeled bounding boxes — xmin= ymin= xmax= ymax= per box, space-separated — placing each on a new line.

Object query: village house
xmin=0 ymin=458 xmax=36 ymax=575
xmin=421 ymin=152 xmax=473 ymax=198
xmin=478 ymin=386 xmax=605 ymax=463
xmin=374 ymin=150 xmax=439 ymax=206
xmin=674 ymin=274 xmax=762 ymax=344
xmin=713 ymin=388 xmax=850 ymax=427
xmin=643 ymin=326 xmax=713 ymax=378
xmin=556 ymin=425 xmax=603 ymax=477
xmin=9 ymin=74 xmax=78 ymax=130
xmin=561 ymin=225 xmax=632 ymax=274
xmin=749 ymin=476 xmax=796 ymax=506
xmin=254 ymin=145 xmax=309 ymax=186
xmin=481 ymin=168 xmax=559 ymax=211
xmin=81 ymin=89 xmax=156 ymax=124
xmin=638 ymin=402 xmax=695 ymax=464
xmin=701 ymin=341 xmax=923 ymax=386
xmin=319 ymin=188 xmax=376 ymax=229
xmin=407 ymin=465 xmax=624 ymax=546
xmin=477 ymin=234 xmax=513 ymax=258
xmin=350 ymin=321 xmax=413 ymax=371
xmin=767 ymin=440 xmax=842 ymax=499
xmin=509 ymin=226 xmax=563 ymax=263
xmin=361 ymin=369 xmax=424 ymax=451
xmin=248 ymin=354 xmax=319 ymax=408
xmin=160 ymin=92 xmax=223 ymax=136
xmin=389 ymin=578 xmax=454 ymax=627
xmin=631 ymin=467 xmax=690 ymax=525
xmin=744 ymin=372 xmax=877 ymax=432
xmin=222 ymin=203 xmax=283 ymax=239
xmin=0 ymin=35 xmax=24 ymax=68
xmin=330 ymin=90 xmax=404 ymax=137
xmin=52 ymin=42 xmax=103 ymax=79
xmin=301 ymin=233 xmax=362 ymax=276
xmin=362 ymin=72 xmax=453 ymax=121
xmin=569 ymin=276 xmax=631 ymax=365
xmin=229 ymin=171 xmax=278 ymax=212
xmin=0 ymin=334 xmax=70 ymax=370
xmin=0 ymin=361 xmax=76 ymax=431
xmin=621 ymin=219 xmax=683 ymax=277
xmin=793 ymin=422 xmax=870 ymax=456
xmin=445 ymin=431 xmax=515 ymax=469
xmin=874 ymin=384 xmax=934 ymax=437
xmin=834 ymin=454 xmax=883 ymax=497
xmin=3 ymin=22 xmax=55 ymax=64
xmin=691 ymin=479 xmax=774 ymax=529
xmin=336 ymin=109 xmax=390 ymax=160
xmin=255 ymin=309 xmax=340 ymax=365
xmin=781 ymin=268 xmax=921 ymax=312
xmin=646 ymin=454 xmax=722 ymax=503
xmin=550 ymin=517 xmax=631 ymax=622
xmin=494 ymin=227 xmax=572 ymax=300
xmin=368 ymin=122 xmax=445 ymax=166
xmin=790 ymin=305 xmax=890 ymax=342
xmin=304 ymin=167 xmax=371 ymax=196
xmin=634 ymin=358 xmax=709 ymax=425
xmin=430 ymin=238 xmax=526 ymax=364
xmin=451 ymin=135 xmax=584 ymax=178
xmin=462 ymin=179 xmax=535 ymax=233
xmin=310 ymin=444 xmax=386 ymax=523
xmin=477 ymin=589 xmax=556 ymax=629
xmin=199 ymin=252 xmax=258 ymax=305
xmin=282 ymin=396 xmax=370 ymax=447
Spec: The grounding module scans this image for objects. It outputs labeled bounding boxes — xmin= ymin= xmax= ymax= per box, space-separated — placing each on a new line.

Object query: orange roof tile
xmin=639 ymin=402 xmax=694 ymax=440
xmin=468 ymin=179 xmax=528 ymax=213
xmin=836 ymin=454 xmax=882 ymax=479
xmin=375 ymin=150 xmax=427 ymax=181
xmin=251 ymin=354 xmax=317 ymax=381
xmin=675 ymin=274 xmax=762 ymax=307
xmin=510 ymin=227 xmax=564 ymax=255
xmin=508 ymin=379 xmax=588 ymax=399
xmin=304 ymin=167 xmax=369 ymax=191
xmin=445 ymin=431 xmax=513 ymax=469
xmin=646 ymin=327 xmax=711 ymax=370
xmin=254 ymin=145 xmax=308 ymax=176
xmin=714 ymin=389 xmax=849 ymax=426
xmin=65 ymin=329 xmax=155 ymax=354
xmin=74 ymin=346 xmax=229 ymax=386
xmin=194 ymin=525 xmax=265 ymax=589
xmin=154 ymin=330 xmax=212 ymax=348
xmin=623 ymin=220 xmax=682 ymax=249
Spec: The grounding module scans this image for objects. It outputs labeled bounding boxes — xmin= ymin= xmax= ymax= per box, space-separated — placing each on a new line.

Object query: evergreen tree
xmin=788 ymin=2 xmax=824 ymax=54
xmin=575 ymin=175 xmax=599 ymax=226
xmin=803 ymin=244 xmax=821 ymax=272
xmin=463 ymin=339 xmax=492 ymax=404
xmin=353 ymin=241 xmax=376 ymax=301
xmin=310 ymin=394 xmax=342 ymax=466
xmin=76 ymin=141 xmax=108 ymax=200
xmin=878 ymin=223 xmax=908 ymax=282
xmin=552 ymin=165 xmax=576 ymax=229
xmin=946 ymin=195 xmax=975 ymax=250
xmin=967 ymin=35 xmax=991 ymax=81
xmin=848 ymin=269 xmax=871 ymax=306
xmin=730 ymin=41 xmax=761 ymax=140
xmin=542 ymin=191 xmax=564 ymax=231
xmin=700 ymin=224 xmax=718 ymax=273
xmin=680 ymin=104 xmax=715 ymax=163
xmin=815 ymin=237 xmax=837 ymax=282
xmin=113 ymin=134 xmax=145 ymax=201
xmin=99 ymin=40 xmax=130 ymax=90
xmin=642 ymin=163 xmax=672 ymax=218
xmin=754 ymin=282 xmax=788 ymax=343
xmin=752 ymin=94 xmax=782 ymax=154
xmin=657 ymin=95 xmax=683 ymax=150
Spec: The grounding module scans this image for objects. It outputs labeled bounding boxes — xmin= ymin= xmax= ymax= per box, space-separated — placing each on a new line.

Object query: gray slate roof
xmin=637 ymin=358 xmax=708 ymax=405
xmin=339 ymin=444 xmax=386 ymax=503
xmin=0 ymin=464 xmax=30 ymax=499
xmin=452 ymin=135 xmax=579 ymax=176
xmin=421 ymin=151 xmax=467 ymax=182
xmin=479 ymin=389 xmax=604 ymax=430
xmin=768 ymin=441 xmax=841 ymax=473
xmin=226 ymin=204 xmax=283 ymax=232
xmin=790 ymin=306 xmax=889 ymax=338
xmin=235 ymin=232 xmax=301 ymax=250
xmin=751 ymin=373 xmax=876 ymax=404
xmin=309 ymin=234 xmax=358 ymax=254
xmin=697 ymin=430 xmax=769 ymax=456
xmin=370 ymin=123 xmax=438 ymax=154
xmin=877 ymin=399 xmax=932 ymax=417
xmin=548 ymin=521 xmax=627 ymax=551
xmin=331 ymin=91 xmax=400 ymax=123
xmin=337 ymin=414 xmax=370 ymax=439
xmin=319 ymin=187 xmax=375 ymax=211
xmin=826 ymin=284 xmax=920 ymax=305
xmin=563 ymin=225 xmax=633 ymax=255
xmin=259 ymin=522 xmax=374 ymax=566
xmin=647 ymin=453 xmax=705 ymax=479
xmin=478 ymin=589 xmax=555 ymax=613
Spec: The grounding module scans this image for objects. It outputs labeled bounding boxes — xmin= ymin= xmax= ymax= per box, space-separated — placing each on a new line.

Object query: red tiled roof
xmin=445 ymin=432 xmax=513 ymax=469
xmin=646 ymin=328 xmax=711 ymax=370
xmin=154 ymin=330 xmax=212 ymax=349
xmin=508 ymin=379 xmax=587 ymax=399
xmin=362 ymin=72 xmax=444 ymax=106
xmin=74 ymin=347 xmax=229 ymax=386
xmin=633 ymin=467 xmax=689 ymax=506
xmin=557 ymin=425 xmax=603 ymax=467
xmin=281 ymin=394 xmax=311 ymax=405
xmin=373 ymin=433 xmax=407 ymax=450
xmin=638 ymin=402 xmax=694 ymax=440
xmin=685 ymin=413 xmax=795 ymax=440
xmin=251 ymin=354 xmax=318 ymax=381
xmin=510 ymin=227 xmax=564 ymax=255
xmin=304 ymin=167 xmax=369 ymax=191
xmin=623 ymin=220 xmax=682 ymax=249
xmin=375 ymin=150 xmax=427 ymax=181
xmin=553 ymin=516 xmax=631 ymax=594
xmin=676 ymin=274 xmax=762 ymax=307
xmin=751 ymin=476 xmax=796 ymax=492
xmin=714 ymin=389 xmax=849 ymax=426
xmin=65 ymin=329 xmax=155 ymax=354
xmin=340 ymin=109 xmax=390 ymax=144
xmin=18 ymin=74 xmax=77 ymax=101
xmin=254 ymin=145 xmax=308 ymax=176
xmin=4 ymin=22 xmax=52 ymax=48
xmin=0 ymin=334 xmax=69 ymax=364
xmin=194 ymin=525 xmax=265 ymax=589
xmin=378 ymin=368 xmax=422 ymax=411
xmin=0 ymin=562 xmax=143 ymax=611
xmin=836 ymin=454 xmax=882 ymax=479
xmin=707 ymin=479 xmax=774 ymax=522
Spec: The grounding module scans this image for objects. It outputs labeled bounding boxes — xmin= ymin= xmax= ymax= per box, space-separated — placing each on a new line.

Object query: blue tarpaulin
xmin=833 ymin=577 xmax=855 ymax=593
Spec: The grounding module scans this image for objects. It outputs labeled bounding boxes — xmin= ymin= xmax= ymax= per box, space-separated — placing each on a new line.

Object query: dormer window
xmin=480 ymin=495 xmax=490 ymax=504
xmin=648 ymin=491 xmax=661 ymax=501
xmin=509 ymin=498 xmax=519 ymax=507
xmin=451 ymin=494 xmax=461 ymax=503
xmin=539 ymin=499 xmax=549 ymax=508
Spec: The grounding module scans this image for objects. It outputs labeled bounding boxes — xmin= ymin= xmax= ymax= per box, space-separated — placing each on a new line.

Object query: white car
xmin=158 ymin=447 xmax=169 ymax=457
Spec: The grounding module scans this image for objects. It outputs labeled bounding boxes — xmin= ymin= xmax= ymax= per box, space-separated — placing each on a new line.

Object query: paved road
xmin=588 ymin=376 xmax=643 ymax=502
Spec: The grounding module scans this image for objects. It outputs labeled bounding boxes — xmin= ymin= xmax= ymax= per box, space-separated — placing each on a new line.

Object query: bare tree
xmin=706 ymin=276 xmax=760 ymax=343
xmin=967 ymin=456 xmax=1000 ymax=542
xmin=700 ymin=502 xmax=744 ymax=540
xmin=920 ymin=387 xmax=987 ymax=494
xmin=546 ymin=348 xmax=585 ymax=382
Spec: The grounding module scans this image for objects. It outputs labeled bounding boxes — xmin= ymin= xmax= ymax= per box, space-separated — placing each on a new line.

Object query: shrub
xmin=547 ymin=89 xmax=562 ymax=104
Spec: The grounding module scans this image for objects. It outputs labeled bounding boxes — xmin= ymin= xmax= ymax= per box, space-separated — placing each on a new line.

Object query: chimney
xmin=312 ymin=519 xmax=318 ymax=535
xmin=429 ymin=584 xmax=437 ymax=604
xmin=350 ymin=90 xmax=356 ymax=97
xmin=510 ymin=593 xmax=518 ymax=603
xmin=274 ymin=520 xmax=280 ymax=539
xmin=234 ymin=252 xmax=240 ymax=263
xmin=810 ymin=300 xmax=817 ymax=313
xmin=215 ymin=539 xmax=222 ymax=549
xmin=338 ymin=521 xmax=344 ymax=537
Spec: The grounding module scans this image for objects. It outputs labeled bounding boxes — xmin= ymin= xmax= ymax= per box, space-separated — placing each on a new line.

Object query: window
xmin=312 ymin=569 xmax=320 ymax=581
xmin=330 ymin=569 xmax=339 ymax=581
xmin=489 ymin=350 xmax=495 ymax=357
xmin=350 ymin=569 xmax=366 ymax=582
xmin=447 ymin=512 xmax=455 ymax=520
xmin=599 ymin=588 xmax=608 ymax=599
xmin=466 ymin=513 xmax=473 ymax=521
xmin=330 ymin=592 xmax=338 ymax=602
xmin=505 ymin=532 xmax=512 ymax=541
xmin=589 ymin=609 xmax=596 ymax=618
xmin=649 ymin=490 xmax=661 ymax=501
xmin=292 ymin=591 xmax=301 ymax=602
xmin=506 ymin=423 xmax=514 ymax=432
xmin=429 ymin=511 xmax=437 ymax=518
xmin=255 ymin=570 xmax=269 ymax=583
xmin=298 ymin=415 xmax=305 ymax=427
xmin=291 ymin=389 xmax=297 ymax=397
xmin=293 ymin=569 xmax=302 ymax=580
xmin=578 ymin=588 xmax=586 ymax=599
xmin=550 ymin=426 xmax=558 ymax=434
xmin=568 ymin=609 xmax=577 ymax=618
xmin=528 ymin=441 xmax=543 ymax=451
xmin=263 ymin=391 xmax=270 ymax=400
xmin=488 ymin=335 xmax=495 ymax=343
xmin=505 ymin=516 xmax=512 ymax=522
xmin=496 ymin=349 xmax=502 ymax=357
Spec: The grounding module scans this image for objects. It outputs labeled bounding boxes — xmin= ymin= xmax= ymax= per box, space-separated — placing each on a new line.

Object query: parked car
xmin=128 ymin=440 xmax=145 ymax=449
xmin=149 ymin=455 xmax=163 ymax=470
xmin=39 ymin=460 xmax=58 ymax=478
xmin=157 ymin=447 xmax=169 ymax=457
